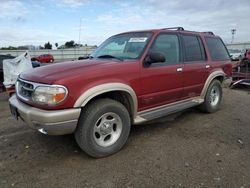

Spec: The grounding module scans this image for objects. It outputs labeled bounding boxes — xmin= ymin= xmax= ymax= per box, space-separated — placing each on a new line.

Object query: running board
xmin=134 ymin=97 xmax=204 ymax=124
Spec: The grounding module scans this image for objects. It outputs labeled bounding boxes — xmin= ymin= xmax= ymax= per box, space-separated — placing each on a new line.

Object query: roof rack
xmin=201 ymin=31 xmax=214 ymax=35
xmin=162 ymin=27 xmax=184 ymax=31
xmin=161 ymin=27 xmax=215 ymax=35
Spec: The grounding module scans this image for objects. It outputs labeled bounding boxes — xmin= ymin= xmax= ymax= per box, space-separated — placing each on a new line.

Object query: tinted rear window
xmin=182 ymin=35 xmax=206 ymax=62
xmin=205 ymin=37 xmax=230 ymax=61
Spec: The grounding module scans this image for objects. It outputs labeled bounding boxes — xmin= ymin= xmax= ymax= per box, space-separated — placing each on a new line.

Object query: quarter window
xmin=205 ymin=37 xmax=230 ymax=61
xmin=182 ymin=35 xmax=206 ymax=62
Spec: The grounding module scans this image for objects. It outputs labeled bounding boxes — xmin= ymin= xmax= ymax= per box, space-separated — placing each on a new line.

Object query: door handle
xmin=205 ymin=65 xmax=210 ymax=69
xmin=176 ymin=67 xmax=183 ymax=72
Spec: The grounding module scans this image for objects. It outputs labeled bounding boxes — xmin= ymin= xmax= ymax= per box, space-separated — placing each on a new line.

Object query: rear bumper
xmin=9 ymin=95 xmax=81 ymax=135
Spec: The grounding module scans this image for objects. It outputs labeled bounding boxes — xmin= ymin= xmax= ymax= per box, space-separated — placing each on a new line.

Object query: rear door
xmin=139 ymin=33 xmax=184 ymax=111
xmin=181 ymin=34 xmax=209 ymax=99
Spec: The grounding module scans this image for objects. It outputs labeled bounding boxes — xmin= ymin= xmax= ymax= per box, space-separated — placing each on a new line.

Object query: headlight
xmin=32 ymin=86 xmax=68 ymax=105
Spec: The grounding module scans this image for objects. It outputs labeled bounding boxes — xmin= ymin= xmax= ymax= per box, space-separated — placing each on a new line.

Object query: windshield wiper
xmin=97 ymin=55 xmax=123 ymax=61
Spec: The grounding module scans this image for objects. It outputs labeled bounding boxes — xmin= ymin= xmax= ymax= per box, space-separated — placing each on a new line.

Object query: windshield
xmin=91 ymin=32 xmax=152 ymax=60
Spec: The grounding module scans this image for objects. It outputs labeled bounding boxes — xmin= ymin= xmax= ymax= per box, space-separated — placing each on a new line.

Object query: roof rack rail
xmin=201 ymin=31 xmax=214 ymax=35
xmin=162 ymin=27 xmax=184 ymax=31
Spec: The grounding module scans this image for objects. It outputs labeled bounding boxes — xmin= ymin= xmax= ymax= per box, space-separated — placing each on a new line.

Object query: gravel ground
xmin=0 ymin=88 xmax=250 ymax=188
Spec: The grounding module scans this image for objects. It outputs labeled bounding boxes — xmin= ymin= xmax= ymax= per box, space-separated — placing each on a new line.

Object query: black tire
xmin=200 ymin=79 xmax=222 ymax=113
xmin=75 ymin=98 xmax=131 ymax=158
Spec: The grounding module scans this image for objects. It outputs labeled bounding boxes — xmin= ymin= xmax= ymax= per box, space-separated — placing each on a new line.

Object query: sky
xmin=0 ymin=0 xmax=249 ymax=48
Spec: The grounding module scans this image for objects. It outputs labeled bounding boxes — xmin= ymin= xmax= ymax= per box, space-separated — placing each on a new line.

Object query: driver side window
xmin=150 ymin=34 xmax=180 ymax=65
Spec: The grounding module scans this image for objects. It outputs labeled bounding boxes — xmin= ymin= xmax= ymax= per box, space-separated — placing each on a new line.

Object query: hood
xmin=20 ymin=59 xmax=121 ymax=84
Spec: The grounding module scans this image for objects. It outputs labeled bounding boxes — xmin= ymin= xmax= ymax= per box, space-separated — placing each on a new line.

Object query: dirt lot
xmin=0 ymin=88 xmax=250 ymax=188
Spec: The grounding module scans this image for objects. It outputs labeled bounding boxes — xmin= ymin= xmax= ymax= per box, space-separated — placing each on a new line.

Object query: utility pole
xmin=231 ymin=29 xmax=236 ymax=43
xmin=78 ymin=18 xmax=82 ymax=46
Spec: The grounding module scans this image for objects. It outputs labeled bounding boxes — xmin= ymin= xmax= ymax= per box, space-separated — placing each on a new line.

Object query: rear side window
xmin=182 ymin=35 xmax=206 ymax=62
xmin=205 ymin=37 xmax=230 ymax=61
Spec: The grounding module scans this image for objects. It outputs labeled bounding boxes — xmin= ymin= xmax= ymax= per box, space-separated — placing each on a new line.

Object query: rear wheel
xmin=75 ymin=98 xmax=131 ymax=158
xmin=200 ymin=79 xmax=222 ymax=113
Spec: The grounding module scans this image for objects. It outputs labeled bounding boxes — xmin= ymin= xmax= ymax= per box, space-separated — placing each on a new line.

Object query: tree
xmin=0 ymin=46 xmax=17 ymax=50
xmin=44 ymin=42 xmax=52 ymax=49
xmin=55 ymin=42 xmax=58 ymax=49
xmin=65 ymin=40 xmax=75 ymax=48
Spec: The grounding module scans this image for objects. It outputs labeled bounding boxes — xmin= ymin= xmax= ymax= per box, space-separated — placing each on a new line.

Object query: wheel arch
xmin=200 ymin=70 xmax=225 ymax=98
xmin=73 ymin=83 xmax=138 ymax=119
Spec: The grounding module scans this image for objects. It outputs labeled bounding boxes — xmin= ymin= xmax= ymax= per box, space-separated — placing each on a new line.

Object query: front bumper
xmin=9 ymin=95 xmax=81 ymax=135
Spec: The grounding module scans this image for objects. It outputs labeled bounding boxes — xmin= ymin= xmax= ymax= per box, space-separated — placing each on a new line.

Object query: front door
xmin=139 ymin=33 xmax=184 ymax=111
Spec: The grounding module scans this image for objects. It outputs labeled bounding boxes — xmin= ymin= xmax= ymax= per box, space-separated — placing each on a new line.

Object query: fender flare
xmin=200 ymin=70 xmax=225 ymax=98
xmin=73 ymin=83 xmax=138 ymax=117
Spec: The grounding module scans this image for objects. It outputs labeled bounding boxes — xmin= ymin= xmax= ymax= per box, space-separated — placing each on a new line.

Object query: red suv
xmin=31 ymin=54 xmax=54 ymax=63
xmin=9 ymin=27 xmax=232 ymax=158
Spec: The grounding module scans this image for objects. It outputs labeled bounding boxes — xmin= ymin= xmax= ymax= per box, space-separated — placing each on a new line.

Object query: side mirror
xmin=144 ymin=52 xmax=165 ymax=67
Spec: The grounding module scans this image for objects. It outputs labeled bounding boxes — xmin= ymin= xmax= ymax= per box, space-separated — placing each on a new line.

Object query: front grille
xmin=17 ymin=79 xmax=34 ymax=101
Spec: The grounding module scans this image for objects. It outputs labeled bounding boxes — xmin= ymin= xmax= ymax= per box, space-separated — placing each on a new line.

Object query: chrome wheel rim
xmin=209 ymin=86 xmax=220 ymax=106
xmin=93 ymin=112 xmax=122 ymax=147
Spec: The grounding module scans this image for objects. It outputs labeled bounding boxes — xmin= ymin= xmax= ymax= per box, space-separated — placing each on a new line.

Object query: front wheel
xmin=75 ymin=98 xmax=131 ymax=158
xmin=200 ymin=79 xmax=222 ymax=113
